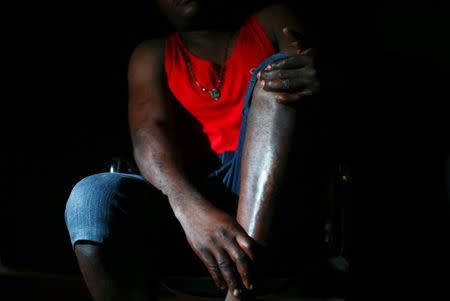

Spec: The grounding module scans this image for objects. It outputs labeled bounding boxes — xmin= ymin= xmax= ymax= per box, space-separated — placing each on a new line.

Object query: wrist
xmin=166 ymin=186 xmax=205 ymax=222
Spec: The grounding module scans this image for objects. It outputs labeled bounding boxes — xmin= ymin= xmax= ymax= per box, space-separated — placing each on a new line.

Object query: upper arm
xmin=255 ymin=3 xmax=305 ymax=52
xmin=127 ymin=39 xmax=171 ymax=140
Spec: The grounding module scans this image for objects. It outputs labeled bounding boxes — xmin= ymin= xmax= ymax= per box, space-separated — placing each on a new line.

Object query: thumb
xmin=282 ymin=27 xmax=303 ymax=52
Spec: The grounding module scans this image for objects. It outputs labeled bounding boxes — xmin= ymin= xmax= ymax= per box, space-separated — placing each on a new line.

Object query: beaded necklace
xmin=179 ymin=34 xmax=232 ymax=100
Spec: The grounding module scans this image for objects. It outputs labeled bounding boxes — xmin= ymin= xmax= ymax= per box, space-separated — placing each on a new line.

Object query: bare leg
xmin=75 ymin=242 xmax=156 ymax=301
xmin=226 ymin=80 xmax=298 ymax=300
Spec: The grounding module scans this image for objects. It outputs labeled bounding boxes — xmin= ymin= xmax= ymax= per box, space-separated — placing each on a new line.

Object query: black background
xmin=1 ymin=0 xmax=449 ymax=295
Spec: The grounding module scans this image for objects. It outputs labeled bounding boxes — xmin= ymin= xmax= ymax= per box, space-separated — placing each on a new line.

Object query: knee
xmin=64 ymin=173 xmax=118 ymax=220
xmin=251 ymin=79 xmax=298 ymax=119
xmin=251 ymin=79 xmax=278 ymax=109
xmin=64 ymin=172 xmax=152 ymax=225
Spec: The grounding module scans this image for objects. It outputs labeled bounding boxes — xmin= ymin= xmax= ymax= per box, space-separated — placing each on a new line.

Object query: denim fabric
xmin=65 ymin=52 xmax=292 ymax=248
xmin=64 ymin=172 xmax=151 ymax=248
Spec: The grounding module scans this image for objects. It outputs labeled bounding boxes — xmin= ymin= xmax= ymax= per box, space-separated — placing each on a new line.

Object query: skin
xmin=74 ymin=1 xmax=319 ymax=300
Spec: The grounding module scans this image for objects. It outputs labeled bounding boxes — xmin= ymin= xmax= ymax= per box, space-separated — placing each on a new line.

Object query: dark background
xmin=2 ymin=0 xmax=449 ymax=296
xmin=2 ymin=1 xmax=172 ymax=274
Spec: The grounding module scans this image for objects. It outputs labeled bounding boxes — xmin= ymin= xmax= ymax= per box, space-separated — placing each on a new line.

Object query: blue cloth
xmin=65 ymin=52 xmax=292 ymax=248
xmin=64 ymin=172 xmax=149 ymax=247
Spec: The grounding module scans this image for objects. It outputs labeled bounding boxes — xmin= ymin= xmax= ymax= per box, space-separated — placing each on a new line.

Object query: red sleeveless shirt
xmin=164 ymin=15 xmax=275 ymax=154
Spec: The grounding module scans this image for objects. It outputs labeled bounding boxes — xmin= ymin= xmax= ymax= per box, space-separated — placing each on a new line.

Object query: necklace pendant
xmin=209 ymin=89 xmax=220 ymax=100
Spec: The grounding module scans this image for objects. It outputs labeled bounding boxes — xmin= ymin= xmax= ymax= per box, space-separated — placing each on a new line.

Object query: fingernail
xmin=257 ymin=72 xmax=261 ymax=79
xmin=266 ymin=65 xmax=272 ymax=70
xmin=260 ymin=80 xmax=265 ymax=88
xmin=233 ymin=289 xmax=241 ymax=297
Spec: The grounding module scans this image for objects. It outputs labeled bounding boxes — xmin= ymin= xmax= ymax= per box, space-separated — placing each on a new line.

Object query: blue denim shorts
xmin=64 ymin=52 xmax=292 ymax=248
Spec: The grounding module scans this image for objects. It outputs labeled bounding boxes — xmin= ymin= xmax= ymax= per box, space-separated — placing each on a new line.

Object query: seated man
xmin=64 ymin=0 xmax=322 ymax=300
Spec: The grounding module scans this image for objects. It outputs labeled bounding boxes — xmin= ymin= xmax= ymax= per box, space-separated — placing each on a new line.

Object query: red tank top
xmin=164 ymin=15 xmax=275 ymax=154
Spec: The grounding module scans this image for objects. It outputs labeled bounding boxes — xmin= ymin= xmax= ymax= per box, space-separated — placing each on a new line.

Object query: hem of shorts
xmin=69 ymin=228 xmax=108 ymax=249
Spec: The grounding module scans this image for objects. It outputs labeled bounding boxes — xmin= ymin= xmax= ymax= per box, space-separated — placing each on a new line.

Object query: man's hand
xmin=258 ymin=27 xmax=319 ymax=104
xmin=178 ymin=200 xmax=257 ymax=298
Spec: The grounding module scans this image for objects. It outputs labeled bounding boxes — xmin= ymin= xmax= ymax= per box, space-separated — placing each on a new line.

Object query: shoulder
xmin=128 ymin=38 xmax=166 ymax=81
xmin=129 ymin=38 xmax=166 ymax=71
xmin=254 ymin=3 xmax=305 ymax=50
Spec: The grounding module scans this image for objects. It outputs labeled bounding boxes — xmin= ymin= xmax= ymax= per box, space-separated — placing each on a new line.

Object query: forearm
xmin=132 ymin=124 xmax=203 ymax=219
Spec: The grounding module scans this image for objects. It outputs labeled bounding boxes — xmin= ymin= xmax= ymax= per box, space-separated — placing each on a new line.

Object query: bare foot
xmin=224 ymin=289 xmax=256 ymax=301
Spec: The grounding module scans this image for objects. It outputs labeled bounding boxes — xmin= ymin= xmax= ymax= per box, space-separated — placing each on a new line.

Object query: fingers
xmin=275 ymin=90 xmax=314 ymax=104
xmin=274 ymin=78 xmax=319 ymax=103
xmin=198 ymin=249 xmax=226 ymax=290
xmin=215 ymin=250 xmax=242 ymax=297
xmin=259 ymin=67 xmax=316 ymax=81
xmin=205 ymin=234 xmax=256 ymax=296
xmin=258 ymin=63 xmax=315 ymax=92
xmin=227 ymin=239 xmax=255 ymax=291
xmin=262 ymin=77 xmax=313 ymax=93
xmin=257 ymin=49 xmax=317 ymax=96
xmin=264 ymin=50 xmax=313 ymax=71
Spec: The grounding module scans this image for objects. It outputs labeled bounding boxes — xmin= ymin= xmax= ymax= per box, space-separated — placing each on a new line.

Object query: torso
xmin=164 ymin=14 xmax=276 ymax=154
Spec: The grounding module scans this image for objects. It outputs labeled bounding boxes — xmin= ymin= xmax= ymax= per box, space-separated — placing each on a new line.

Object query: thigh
xmin=65 ymin=172 xmax=158 ymax=248
xmin=65 ymin=172 xmax=206 ymax=277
